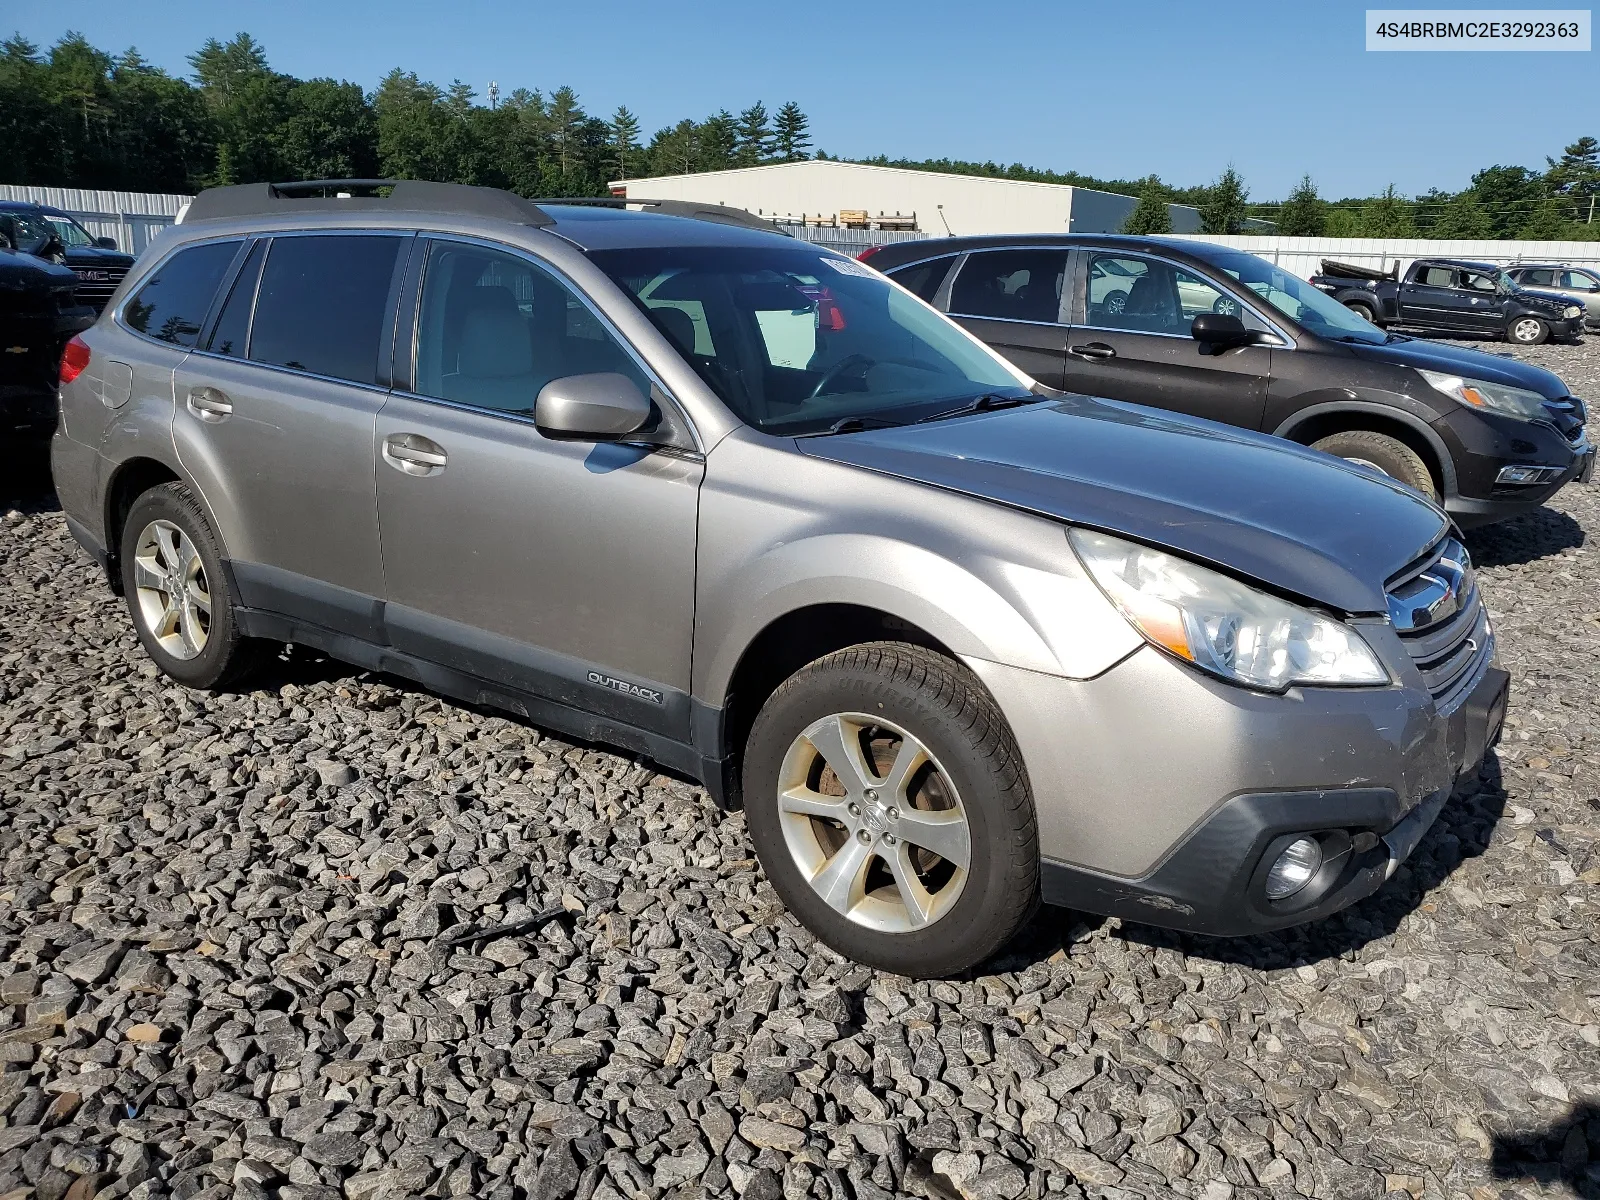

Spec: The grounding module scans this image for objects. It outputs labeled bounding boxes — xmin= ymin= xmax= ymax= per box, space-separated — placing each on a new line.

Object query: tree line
xmin=3 ymin=30 xmax=1597 ymax=243
xmin=0 ymin=32 xmax=812 ymax=197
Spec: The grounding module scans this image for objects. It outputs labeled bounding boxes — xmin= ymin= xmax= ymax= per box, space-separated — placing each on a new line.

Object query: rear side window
xmin=206 ymin=240 xmax=266 ymax=358
xmin=249 ymin=234 xmax=404 ymax=384
xmin=122 ymin=241 xmax=240 ymax=347
xmin=887 ymin=255 xmax=957 ymax=304
xmin=1419 ymin=266 xmax=1457 ymax=288
xmin=950 ymin=249 xmax=1069 ymax=324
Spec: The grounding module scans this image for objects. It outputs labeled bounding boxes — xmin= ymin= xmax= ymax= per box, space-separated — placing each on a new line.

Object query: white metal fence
xmin=1166 ymin=233 xmax=1600 ymax=283
xmin=0 ymin=185 xmax=191 ymax=256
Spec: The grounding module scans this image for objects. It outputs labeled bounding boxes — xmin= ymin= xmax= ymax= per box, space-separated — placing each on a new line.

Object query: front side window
xmin=249 ymin=234 xmax=404 ymax=384
xmin=1086 ymin=253 xmax=1264 ymax=336
xmin=415 ymin=241 xmax=647 ymax=413
xmin=1564 ymin=270 xmax=1600 ymax=292
xmin=591 ymin=244 xmax=1028 ymax=435
xmin=950 ymin=249 xmax=1069 ymax=323
xmin=886 ymin=254 xmax=957 ymax=304
xmin=1462 ymin=269 xmax=1498 ymax=293
xmin=122 ymin=240 xmax=241 ymax=347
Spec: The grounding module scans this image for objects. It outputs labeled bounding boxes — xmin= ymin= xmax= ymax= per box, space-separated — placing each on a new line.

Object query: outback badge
xmin=587 ymin=671 xmax=664 ymax=705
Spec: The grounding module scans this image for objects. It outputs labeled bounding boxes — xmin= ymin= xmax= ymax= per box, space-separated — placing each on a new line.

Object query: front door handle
xmin=1068 ymin=343 xmax=1117 ymax=360
xmin=186 ymin=386 xmax=233 ymax=422
xmin=383 ymin=432 xmax=448 ymax=477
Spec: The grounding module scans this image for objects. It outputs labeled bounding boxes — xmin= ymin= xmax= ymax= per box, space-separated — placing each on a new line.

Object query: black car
xmin=861 ymin=235 xmax=1592 ymax=526
xmin=1310 ymin=257 xmax=1584 ymax=345
xmin=0 ymin=201 xmax=136 ymax=312
xmin=0 ymin=246 xmax=95 ymax=435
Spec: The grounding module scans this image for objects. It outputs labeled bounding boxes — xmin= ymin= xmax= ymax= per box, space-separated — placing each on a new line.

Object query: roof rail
xmin=537 ymin=196 xmax=791 ymax=236
xmin=181 ymin=179 xmax=555 ymax=227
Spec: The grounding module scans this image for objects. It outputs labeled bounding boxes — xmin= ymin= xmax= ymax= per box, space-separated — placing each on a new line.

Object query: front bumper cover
xmin=1037 ymin=663 xmax=1509 ymax=936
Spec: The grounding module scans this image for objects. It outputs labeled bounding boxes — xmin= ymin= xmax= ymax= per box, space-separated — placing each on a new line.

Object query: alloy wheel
xmin=775 ymin=712 xmax=970 ymax=933
xmin=1512 ymin=318 xmax=1542 ymax=343
xmin=132 ymin=519 xmax=211 ymax=660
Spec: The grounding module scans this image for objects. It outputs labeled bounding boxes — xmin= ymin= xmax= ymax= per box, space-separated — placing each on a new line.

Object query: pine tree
xmin=735 ymin=102 xmax=771 ymax=166
xmin=699 ymin=110 xmax=738 ymax=170
xmin=773 ymin=101 xmax=810 ymax=162
xmin=1199 ymin=166 xmax=1248 ymax=235
xmin=609 ymin=105 xmax=640 ymax=180
xmin=1355 ymin=184 xmax=1416 ymax=237
xmin=1276 ymin=175 xmax=1326 ymax=237
xmin=1546 ymin=135 xmax=1600 ymax=222
xmin=1121 ymin=176 xmax=1172 ymax=234
xmin=1519 ymin=195 xmax=1571 ymax=240
xmin=1430 ymin=190 xmax=1494 ymax=239
xmin=547 ymin=85 xmax=583 ymax=177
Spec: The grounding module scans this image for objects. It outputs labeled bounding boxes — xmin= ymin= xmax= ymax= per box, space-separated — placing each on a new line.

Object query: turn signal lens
xmin=60 ymin=335 xmax=90 ymax=385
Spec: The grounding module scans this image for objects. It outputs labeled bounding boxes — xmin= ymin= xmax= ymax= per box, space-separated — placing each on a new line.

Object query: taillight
xmin=856 ymin=245 xmax=883 ymax=263
xmin=60 ymin=335 xmax=91 ymax=385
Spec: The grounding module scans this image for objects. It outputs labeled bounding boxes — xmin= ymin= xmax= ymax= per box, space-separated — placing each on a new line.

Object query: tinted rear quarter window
xmin=887 ymin=255 xmax=957 ymax=304
xmin=249 ymin=234 xmax=405 ymax=384
xmin=122 ymin=240 xmax=240 ymax=347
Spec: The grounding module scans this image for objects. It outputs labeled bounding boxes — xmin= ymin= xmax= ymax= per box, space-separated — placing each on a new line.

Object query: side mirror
xmin=94 ymin=236 xmax=119 ymax=250
xmin=1191 ymin=313 xmax=1257 ymax=349
xmin=535 ymin=372 xmax=653 ymax=442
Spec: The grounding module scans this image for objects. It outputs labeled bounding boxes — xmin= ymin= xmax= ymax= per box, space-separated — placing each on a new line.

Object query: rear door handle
xmin=383 ymin=432 xmax=448 ymax=476
xmin=186 ymin=386 xmax=232 ymax=422
xmin=1068 ymin=343 xmax=1117 ymax=360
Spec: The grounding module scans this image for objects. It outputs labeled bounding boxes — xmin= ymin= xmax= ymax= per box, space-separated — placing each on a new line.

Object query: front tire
xmin=119 ymin=482 xmax=261 ymax=689
xmin=1311 ymin=430 xmax=1439 ymax=502
xmin=1344 ymin=300 xmax=1377 ymax=323
xmin=1508 ymin=316 xmax=1549 ymax=345
xmin=742 ymin=642 xmax=1039 ymax=977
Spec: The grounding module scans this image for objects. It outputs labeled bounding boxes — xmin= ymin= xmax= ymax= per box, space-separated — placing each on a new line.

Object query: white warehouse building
xmin=609 ymin=159 xmax=1207 ymax=238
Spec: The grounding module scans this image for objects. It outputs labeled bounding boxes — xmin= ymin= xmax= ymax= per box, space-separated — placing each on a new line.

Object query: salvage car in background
xmin=1310 ymin=257 xmax=1584 ymax=345
xmin=0 ymin=200 xmax=135 ymax=313
xmin=0 ymin=239 xmax=94 ymax=436
xmin=54 ymin=180 xmax=1509 ymax=976
xmin=864 ymin=235 xmax=1593 ymax=526
xmin=1505 ymin=262 xmax=1600 ymax=331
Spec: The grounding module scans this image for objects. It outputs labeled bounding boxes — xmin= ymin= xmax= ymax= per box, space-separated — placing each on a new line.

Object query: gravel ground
xmin=1 ymin=339 xmax=1597 ymax=1200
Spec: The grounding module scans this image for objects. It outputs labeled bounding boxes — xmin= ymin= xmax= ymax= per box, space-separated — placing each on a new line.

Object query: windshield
xmin=589 ymin=244 xmax=1031 ymax=435
xmin=1205 ymin=249 xmax=1391 ymax=344
xmin=43 ymin=215 xmax=95 ymax=248
xmin=0 ymin=212 xmax=57 ymax=255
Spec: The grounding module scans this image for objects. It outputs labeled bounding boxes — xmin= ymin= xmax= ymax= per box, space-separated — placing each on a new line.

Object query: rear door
xmin=944 ymin=248 xmax=1072 ymax=388
xmin=172 ymin=231 xmax=410 ymax=638
xmin=1058 ymin=249 xmax=1274 ymax=429
xmin=373 ymin=236 xmax=702 ymax=740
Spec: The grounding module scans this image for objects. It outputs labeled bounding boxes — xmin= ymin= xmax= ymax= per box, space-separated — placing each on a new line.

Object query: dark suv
xmin=863 ymin=235 xmax=1593 ymax=526
xmin=0 ymin=201 xmax=136 ymax=312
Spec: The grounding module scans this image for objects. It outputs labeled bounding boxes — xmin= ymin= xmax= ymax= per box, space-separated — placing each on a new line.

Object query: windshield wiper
xmin=914 ymin=393 xmax=1038 ymax=424
xmin=799 ymin=415 xmax=902 ymax=437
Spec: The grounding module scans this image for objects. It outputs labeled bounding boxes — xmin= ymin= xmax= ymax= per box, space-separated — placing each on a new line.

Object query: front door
xmin=374 ymin=237 xmax=702 ymax=740
xmin=1458 ymin=267 xmax=1511 ymax=333
xmin=1398 ymin=265 xmax=1475 ymax=330
xmin=944 ymin=247 xmax=1072 ymax=389
xmin=1059 ymin=250 xmax=1273 ymax=429
xmin=172 ymin=231 xmax=409 ymax=637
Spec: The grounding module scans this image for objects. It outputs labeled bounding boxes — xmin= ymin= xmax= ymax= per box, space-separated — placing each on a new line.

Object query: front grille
xmin=72 ymin=265 xmax=128 ymax=312
xmin=1387 ymin=537 xmax=1492 ymax=714
xmin=1544 ymin=397 xmax=1587 ymax=445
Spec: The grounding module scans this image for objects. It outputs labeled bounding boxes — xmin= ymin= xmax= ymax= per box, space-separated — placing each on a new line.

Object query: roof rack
xmin=181 ymin=179 xmax=555 ymax=227
xmin=536 ymin=196 xmax=791 ymax=235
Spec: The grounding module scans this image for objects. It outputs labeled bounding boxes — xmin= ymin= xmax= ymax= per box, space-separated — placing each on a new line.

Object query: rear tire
xmin=119 ymin=482 xmax=262 ymax=689
xmin=742 ymin=642 xmax=1039 ymax=978
xmin=1508 ymin=316 xmax=1549 ymax=345
xmin=1311 ymin=430 xmax=1439 ymax=502
xmin=1344 ymin=300 xmax=1377 ymax=323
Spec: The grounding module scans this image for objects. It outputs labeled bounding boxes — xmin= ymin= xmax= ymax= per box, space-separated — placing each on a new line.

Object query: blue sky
xmin=10 ymin=0 xmax=1593 ymax=199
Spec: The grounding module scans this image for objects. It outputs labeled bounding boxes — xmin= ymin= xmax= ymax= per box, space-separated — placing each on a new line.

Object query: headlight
xmin=1418 ymin=369 xmax=1549 ymax=421
xmin=1565 ymin=305 xmax=1583 ymax=319
xmin=1070 ymin=530 xmax=1389 ymax=691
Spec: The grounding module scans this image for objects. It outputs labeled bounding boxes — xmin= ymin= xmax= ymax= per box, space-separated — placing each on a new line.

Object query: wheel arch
xmin=102 ymin=456 xmax=184 ymax=593
xmin=1275 ymin=400 xmax=1457 ymax=498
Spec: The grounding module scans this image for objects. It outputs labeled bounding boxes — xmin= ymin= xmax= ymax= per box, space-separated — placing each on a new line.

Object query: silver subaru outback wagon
xmin=52 ymin=180 xmax=1509 ymax=977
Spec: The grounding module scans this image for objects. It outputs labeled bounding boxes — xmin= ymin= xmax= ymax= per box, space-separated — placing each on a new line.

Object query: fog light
xmin=1495 ymin=464 xmax=1559 ymax=486
xmin=1265 ymin=837 xmax=1323 ymax=900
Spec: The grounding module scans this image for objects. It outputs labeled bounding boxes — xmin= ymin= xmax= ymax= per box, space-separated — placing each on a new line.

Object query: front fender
xmin=691 ymin=432 xmax=1141 ymax=703
xmin=1272 ymin=394 xmax=1460 ymax=497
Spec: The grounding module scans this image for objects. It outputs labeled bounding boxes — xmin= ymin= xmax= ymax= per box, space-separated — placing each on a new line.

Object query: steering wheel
xmin=808 ymin=353 xmax=875 ymax=400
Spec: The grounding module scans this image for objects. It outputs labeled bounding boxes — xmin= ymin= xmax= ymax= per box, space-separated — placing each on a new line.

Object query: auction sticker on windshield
xmin=1367 ymin=9 xmax=1590 ymax=49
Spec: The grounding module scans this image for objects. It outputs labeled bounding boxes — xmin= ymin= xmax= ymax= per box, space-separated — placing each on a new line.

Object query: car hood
xmin=64 ymin=246 xmax=134 ymax=269
xmin=798 ymin=396 xmax=1449 ymax=614
xmin=1341 ymin=334 xmax=1570 ymax=399
xmin=0 ymin=249 xmax=81 ymax=293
